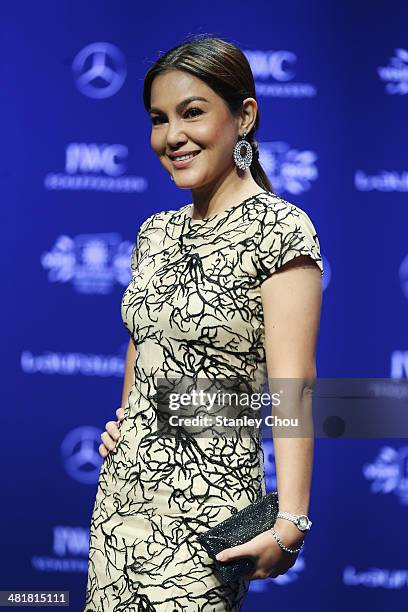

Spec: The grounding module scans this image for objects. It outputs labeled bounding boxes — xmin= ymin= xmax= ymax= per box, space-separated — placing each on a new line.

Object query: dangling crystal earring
xmin=170 ymin=175 xmax=174 ymax=181
xmin=233 ymin=132 xmax=253 ymax=170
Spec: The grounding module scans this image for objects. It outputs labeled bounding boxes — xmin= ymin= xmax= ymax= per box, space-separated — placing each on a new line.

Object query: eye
xmin=149 ymin=107 xmax=203 ymax=125
xmin=184 ymin=107 xmax=203 ymax=119
xmin=150 ymin=115 xmax=164 ymax=125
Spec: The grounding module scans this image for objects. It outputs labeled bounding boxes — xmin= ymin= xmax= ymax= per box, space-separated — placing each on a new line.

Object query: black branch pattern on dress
xmin=84 ymin=191 xmax=323 ymax=611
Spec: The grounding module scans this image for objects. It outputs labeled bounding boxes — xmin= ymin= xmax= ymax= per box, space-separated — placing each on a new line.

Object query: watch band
xmin=277 ymin=511 xmax=312 ymax=531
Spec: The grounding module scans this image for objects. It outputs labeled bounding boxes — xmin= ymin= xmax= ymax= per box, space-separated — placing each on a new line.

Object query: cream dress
xmin=83 ymin=190 xmax=323 ymax=611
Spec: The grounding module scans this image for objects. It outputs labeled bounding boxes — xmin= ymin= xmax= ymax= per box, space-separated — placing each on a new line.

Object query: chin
xmin=173 ymin=175 xmax=204 ymax=189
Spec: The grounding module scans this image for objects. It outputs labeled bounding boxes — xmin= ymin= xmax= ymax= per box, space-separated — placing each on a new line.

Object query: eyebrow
xmin=149 ymin=96 xmax=209 ymax=114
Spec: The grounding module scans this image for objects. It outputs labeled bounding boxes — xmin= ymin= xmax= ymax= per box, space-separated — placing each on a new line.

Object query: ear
xmin=238 ymin=97 xmax=258 ymax=135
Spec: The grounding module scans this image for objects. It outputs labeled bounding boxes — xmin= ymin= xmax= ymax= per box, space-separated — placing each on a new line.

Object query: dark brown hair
xmin=143 ymin=34 xmax=273 ymax=192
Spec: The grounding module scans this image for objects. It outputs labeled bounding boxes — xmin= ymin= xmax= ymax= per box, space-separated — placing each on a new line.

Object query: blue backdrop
xmin=2 ymin=1 xmax=408 ymax=610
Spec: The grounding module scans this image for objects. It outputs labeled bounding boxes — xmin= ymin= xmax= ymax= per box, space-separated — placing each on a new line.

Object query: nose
xmin=165 ymin=119 xmax=188 ymax=149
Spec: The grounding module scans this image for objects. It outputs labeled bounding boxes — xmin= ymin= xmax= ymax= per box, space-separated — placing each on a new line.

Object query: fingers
xmin=244 ymin=568 xmax=279 ymax=580
xmin=267 ymin=570 xmax=280 ymax=579
xmin=106 ymin=419 xmax=121 ymax=441
xmin=99 ymin=420 xmax=121 ymax=458
xmin=98 ymin=443 xmax=109 ymax=458
xmin=98 ymin=407 xmax=127 ymax=460
xmin=213 ymin=533 xmax=289 ymax=581
xmin=215 ymin=542 xmax=253 ymax=562
xmin=100 ymin=430 xmax=116 ymax=450
xmin=116 ymin=406 xmax=126 ymax=421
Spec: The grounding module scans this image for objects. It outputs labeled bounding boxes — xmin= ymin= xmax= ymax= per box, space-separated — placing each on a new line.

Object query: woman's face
xmin=149 ymin=69 xmax=242 ymax=191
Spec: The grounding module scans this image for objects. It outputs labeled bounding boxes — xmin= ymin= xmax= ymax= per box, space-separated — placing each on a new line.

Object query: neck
xmin=190 ymin=171 xmax=263 ymax=219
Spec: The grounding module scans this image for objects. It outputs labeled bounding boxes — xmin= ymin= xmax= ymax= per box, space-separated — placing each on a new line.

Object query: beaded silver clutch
xmin=197 ymin=491 xmax=279 ymax=584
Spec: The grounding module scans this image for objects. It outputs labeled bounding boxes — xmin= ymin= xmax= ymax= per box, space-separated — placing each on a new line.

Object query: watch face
xmin=298 ymin=515 xmax=310 ymax=530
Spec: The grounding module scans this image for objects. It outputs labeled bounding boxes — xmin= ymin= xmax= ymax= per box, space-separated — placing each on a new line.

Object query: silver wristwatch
xmin=277 ymin=511 xmax=312 ymax=532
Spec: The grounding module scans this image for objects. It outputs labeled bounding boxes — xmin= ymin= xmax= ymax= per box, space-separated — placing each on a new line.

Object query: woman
xmin=84 ymin=34 xmax=323 ymax=612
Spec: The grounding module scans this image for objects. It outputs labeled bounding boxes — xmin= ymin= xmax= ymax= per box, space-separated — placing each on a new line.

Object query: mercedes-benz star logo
xmin=61 ymin=426 xmax=103 ymax=484
xmin=72 ymin=42 xmax=127 ymax=99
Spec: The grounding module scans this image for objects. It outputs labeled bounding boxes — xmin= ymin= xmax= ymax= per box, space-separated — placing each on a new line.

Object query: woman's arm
xmin=99 ymin=338 xmax=137 ymax=458
xmin=213 ymin=254 xmax=323 ymax=579
xmin=121 ymin=338 xmax=137 ymax=407
xmin=260 ymin=254 xmax=323 ymax=543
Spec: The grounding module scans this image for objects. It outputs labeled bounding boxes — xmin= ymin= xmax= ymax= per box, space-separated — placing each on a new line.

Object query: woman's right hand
xmin=99 ymin=406 xmax=126 ymax=459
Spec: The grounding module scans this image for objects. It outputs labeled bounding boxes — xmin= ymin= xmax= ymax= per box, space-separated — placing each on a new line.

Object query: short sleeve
xmin=130 ymin=213 xmax=155 ymax=278
xmin=256 ymin=203 xmax=323 ymax=283
xmin=130 ymin=229 xmax=142 ymax=279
